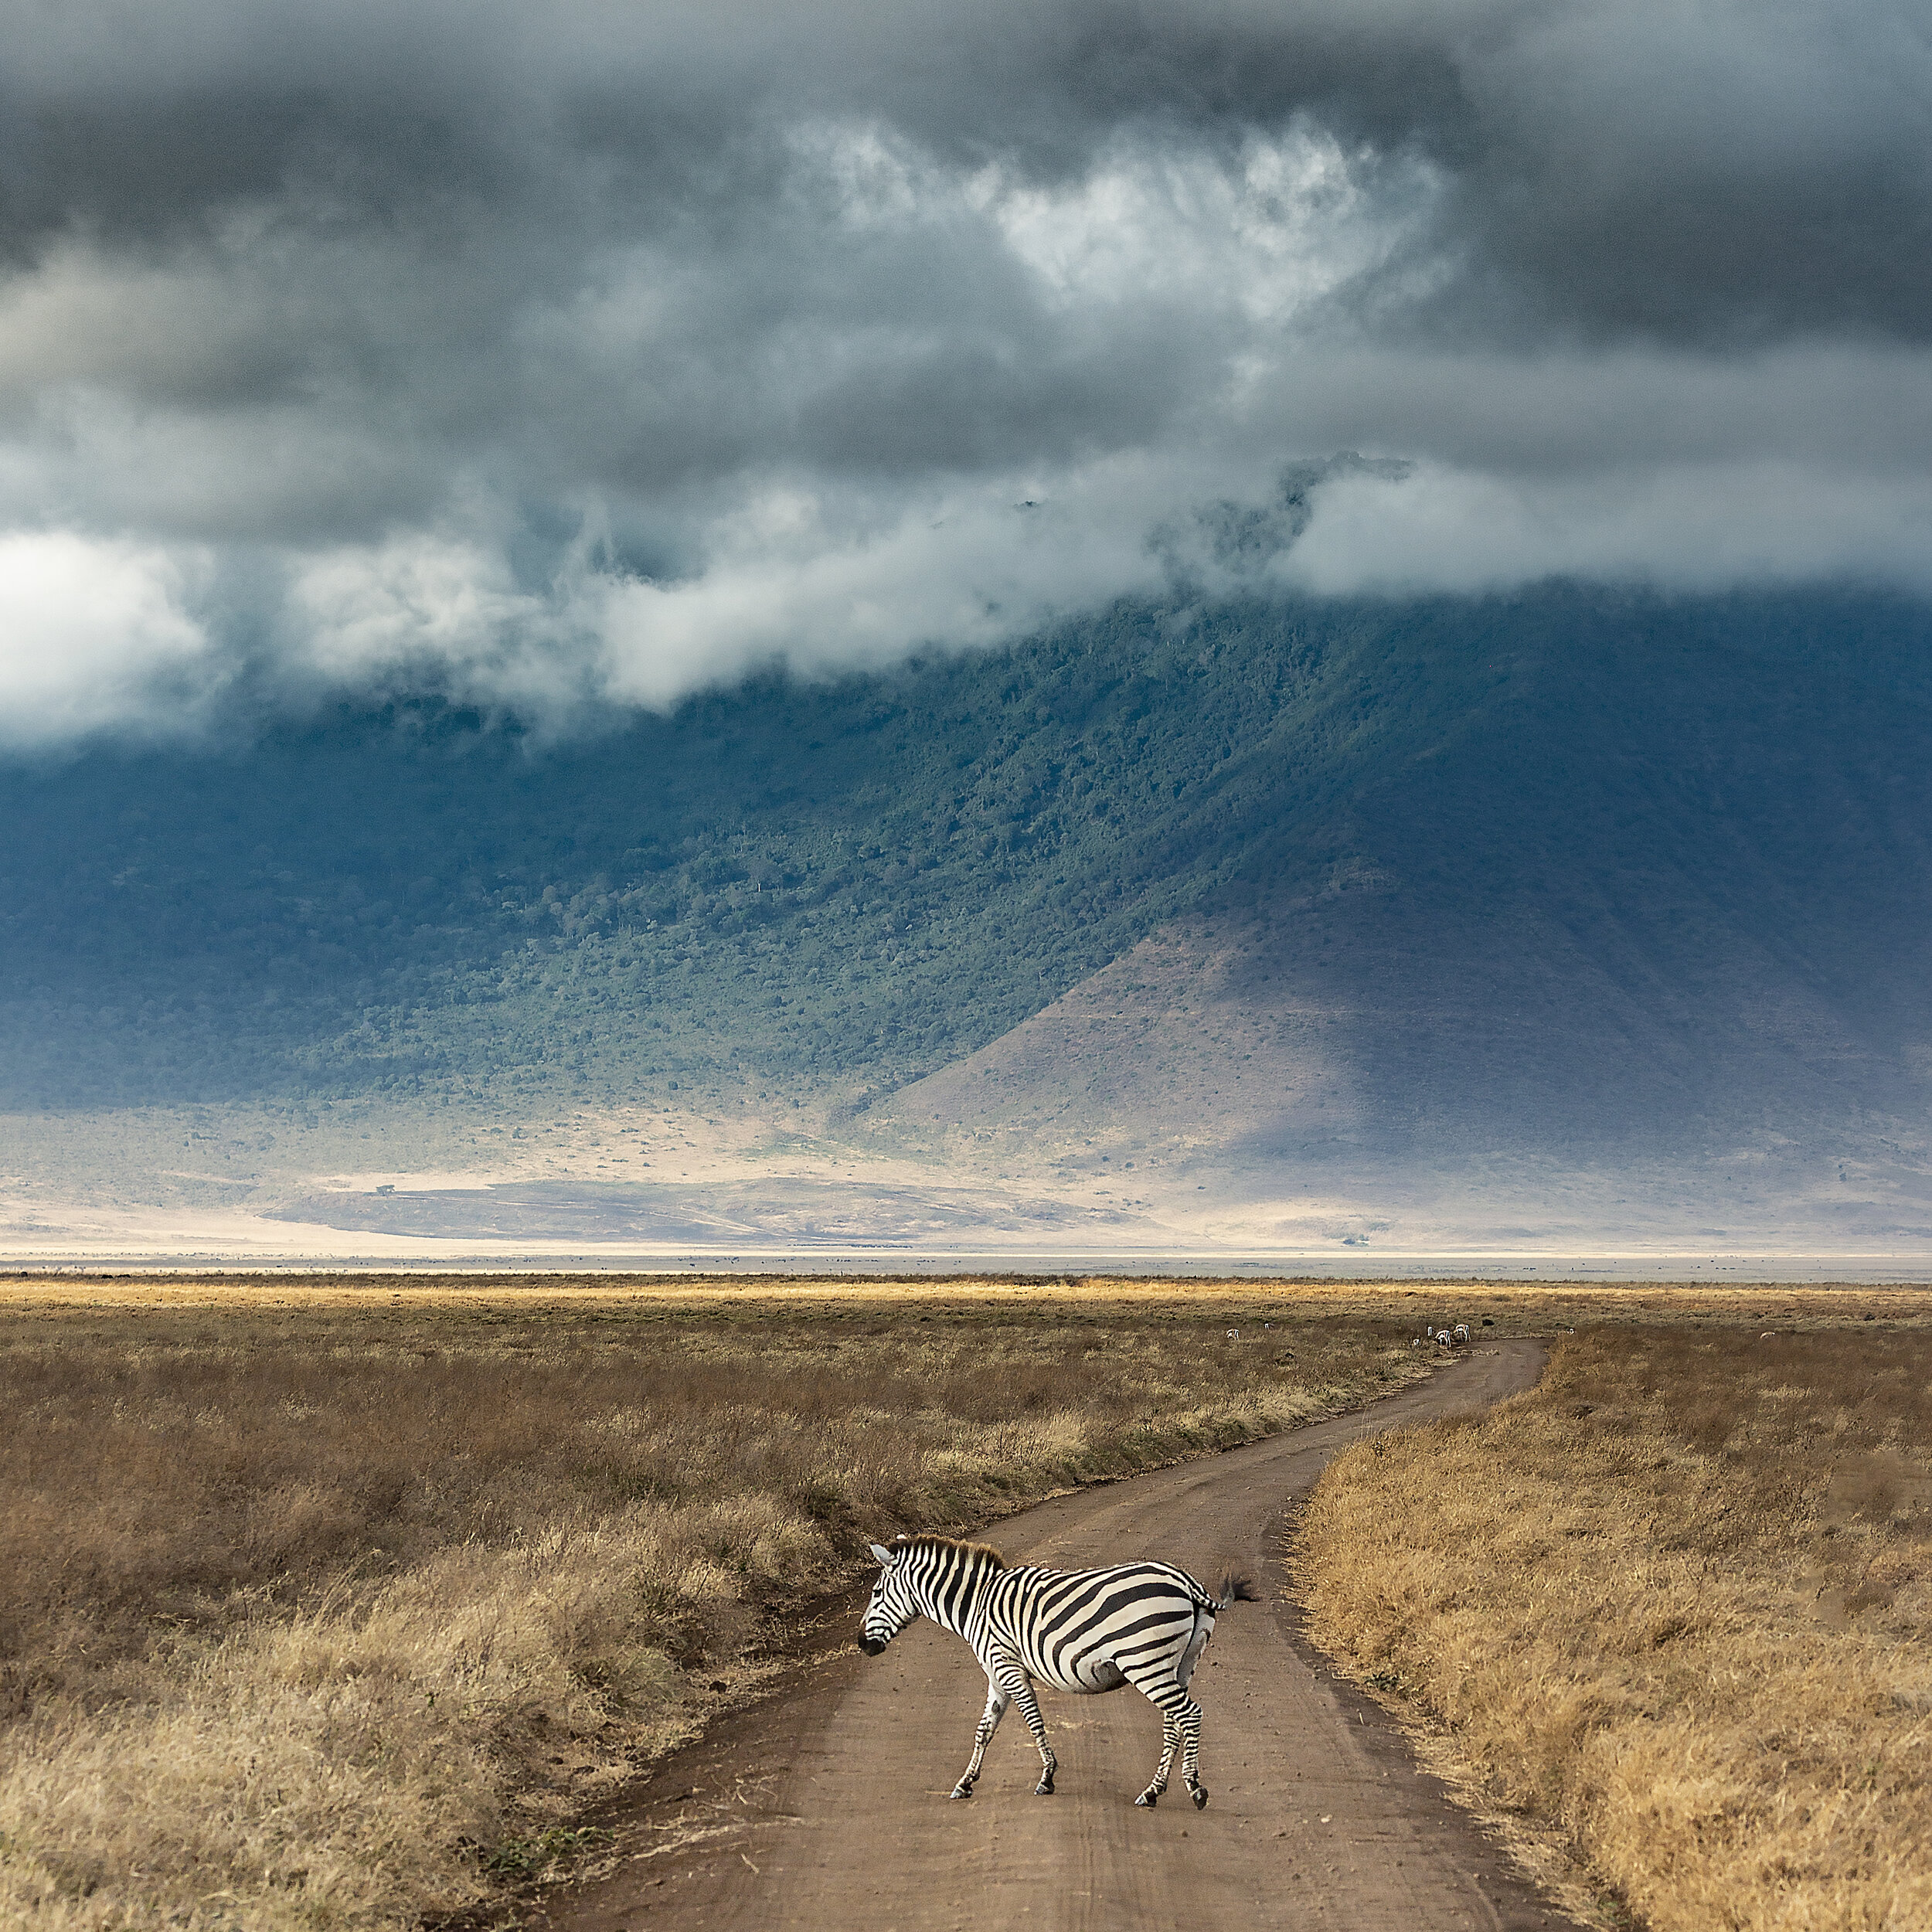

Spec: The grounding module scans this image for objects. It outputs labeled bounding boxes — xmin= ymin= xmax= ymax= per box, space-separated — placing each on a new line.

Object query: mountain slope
xmin=878 ymin=590 xmax=1932 ymax=1161
xmin=0 ymin=599 xmax=1364 ymax=1107
xmin=4 ymin=586 xmax=1932 ymax=1252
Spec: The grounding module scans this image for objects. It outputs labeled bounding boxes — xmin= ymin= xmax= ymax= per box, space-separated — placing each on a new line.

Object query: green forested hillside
xmin=4 ymin=588 xmax=1930 ymax=1123
xmin=0 ymin=598 xmax=1361 ymax=1107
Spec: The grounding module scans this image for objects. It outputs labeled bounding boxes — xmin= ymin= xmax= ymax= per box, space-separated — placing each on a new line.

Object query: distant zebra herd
xmin=1417 ymin=1322 xmax=1471 ymax=1349
xmin=861 ymin=1535 xmax=1256 ymax=1809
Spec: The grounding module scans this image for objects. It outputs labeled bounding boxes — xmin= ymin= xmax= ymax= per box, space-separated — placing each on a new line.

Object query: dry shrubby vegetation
xmin=0 ymin=1276 xmax=1417 ymax=1930
xmin=1298 ymin=1324 xmax=1932 ymax=1932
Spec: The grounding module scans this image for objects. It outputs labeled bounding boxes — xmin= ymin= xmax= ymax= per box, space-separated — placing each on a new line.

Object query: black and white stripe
xmin=861 ymin=1534 xmax=1256 ymax=1808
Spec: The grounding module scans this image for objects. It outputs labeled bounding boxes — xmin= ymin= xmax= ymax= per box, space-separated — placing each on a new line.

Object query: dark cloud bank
xmin=2 ymin=0 xmax=1930 ymax=743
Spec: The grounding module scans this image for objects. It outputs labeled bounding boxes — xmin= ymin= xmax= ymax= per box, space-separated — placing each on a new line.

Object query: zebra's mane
xmin=901 ymin=1534 xmax=1005 ymax=1570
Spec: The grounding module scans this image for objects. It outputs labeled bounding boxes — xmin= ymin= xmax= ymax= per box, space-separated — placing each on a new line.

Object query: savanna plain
xmin=0 ymin=1274 xmax=1925 ymax=1932
xmin=1300 ymin=1307 xmax=1932 ymax=1932
xmin=0 ymin=1272 xmax=1417 ymax=1931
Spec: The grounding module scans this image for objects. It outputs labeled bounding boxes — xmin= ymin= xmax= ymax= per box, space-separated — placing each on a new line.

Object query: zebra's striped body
xmin=861 ymin=1534 xmax=1256 ymax=1808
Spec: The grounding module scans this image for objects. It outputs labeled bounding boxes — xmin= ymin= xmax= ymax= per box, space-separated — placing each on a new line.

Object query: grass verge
xmin=1296 ymin=1323 xmax=1932 ymax=1932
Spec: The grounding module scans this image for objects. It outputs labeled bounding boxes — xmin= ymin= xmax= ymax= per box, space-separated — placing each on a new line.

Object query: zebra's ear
xmin=868 ymin=1542 xmax=894 ymax=1566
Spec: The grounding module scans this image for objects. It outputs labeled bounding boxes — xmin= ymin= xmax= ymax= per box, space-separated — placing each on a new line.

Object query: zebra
xmin=859 ymin=1533 xmax=1257 ymax=1809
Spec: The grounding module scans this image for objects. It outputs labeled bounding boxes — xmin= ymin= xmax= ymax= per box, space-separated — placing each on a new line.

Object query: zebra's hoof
xmin=1190 ymin=1785 xmax=1209 ymax=1811
xmin=950 ymin=1784 xmax=973 ymax=1801
xmin=1135 ymin=1791 xmax=1158 ymax=1808
xmin=1035 ymin=1779 xmax=1054 ymax=1796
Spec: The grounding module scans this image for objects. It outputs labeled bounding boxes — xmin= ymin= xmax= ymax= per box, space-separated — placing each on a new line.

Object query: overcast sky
xmin=3 ymin=0 xmax=1930 ymax=743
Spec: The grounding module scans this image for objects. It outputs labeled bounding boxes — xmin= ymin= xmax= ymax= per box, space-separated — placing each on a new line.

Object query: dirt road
xmin=536 ymin=1340 xmax=1578 ymax=1931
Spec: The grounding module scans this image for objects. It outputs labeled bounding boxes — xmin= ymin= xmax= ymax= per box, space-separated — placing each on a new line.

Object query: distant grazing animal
xmin=1453 ymin=1323 xmax=1470 ymax=1343
xmin=860 ymin=1534 xmax=1257 ymax=1809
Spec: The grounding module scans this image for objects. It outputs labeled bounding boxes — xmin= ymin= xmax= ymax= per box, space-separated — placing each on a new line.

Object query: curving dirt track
xmin=536 ymin=1340 xmax=1581 ymax=1931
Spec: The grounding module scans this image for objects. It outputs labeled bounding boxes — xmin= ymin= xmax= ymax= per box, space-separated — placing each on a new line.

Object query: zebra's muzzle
xmin=859 ymin=1635 xmax=888 ymax=1656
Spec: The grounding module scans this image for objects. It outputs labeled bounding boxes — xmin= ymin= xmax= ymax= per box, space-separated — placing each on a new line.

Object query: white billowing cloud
xmin=281 ymin=527 xmax=596 ymax=712
xmin=0 ymin=533 xmax=215 ymax=746
xmin=978 ymin=120 xmax=1426 ymax=323
xmin=1281 ymin=461 xmax=1932 ymax=597
xmin=254 ymin=456 xmax=1260 ymax=716
xmin=590 ymin=464 xmax=1181 ymax=706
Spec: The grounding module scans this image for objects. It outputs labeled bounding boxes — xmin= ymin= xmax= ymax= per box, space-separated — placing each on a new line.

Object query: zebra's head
xmin=860 ymin=1540 xmax=918 ymax=1655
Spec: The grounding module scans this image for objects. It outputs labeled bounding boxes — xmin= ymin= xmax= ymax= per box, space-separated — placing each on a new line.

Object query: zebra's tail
xmin=1209 ymin=1572 xmax=1259 ymax=1611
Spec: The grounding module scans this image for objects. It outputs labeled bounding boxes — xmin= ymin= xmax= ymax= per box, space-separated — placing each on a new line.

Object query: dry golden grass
xmin=7 ymin=1270 xmax=1929 ymax=1327
xmin=1298 ymin=1324 xmax=1932 ymax=1932
xmin=0 ymin=1277 xmax=1421 ymax=1931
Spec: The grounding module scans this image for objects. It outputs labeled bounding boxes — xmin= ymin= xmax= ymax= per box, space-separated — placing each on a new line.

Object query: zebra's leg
xmin=1172 ymin=1607 xmax=1216 ymax=1804
xmin=952 ymin=1672 xmax=1009 ymax=1799
xmin=1175 ymin=1692 xmax=1209 ymax=1808
xmin=1003 ymin=1670 xmax=1057 ymax=1795
xmin=1144 ymin=1709 xmax=1180 ymax=1803
xmin=1125 ymin=1667 xmax=1205 ymax=1808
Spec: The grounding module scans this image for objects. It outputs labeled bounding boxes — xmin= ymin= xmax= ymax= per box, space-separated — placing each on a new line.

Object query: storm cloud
xmin=2 ymin=0 xmax=1929 ymax=742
